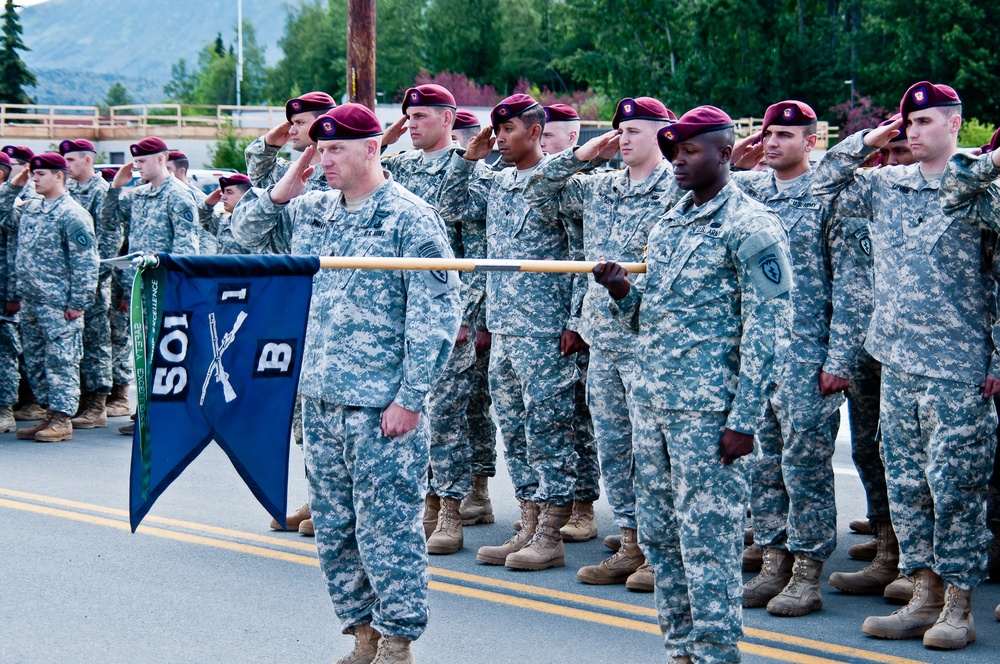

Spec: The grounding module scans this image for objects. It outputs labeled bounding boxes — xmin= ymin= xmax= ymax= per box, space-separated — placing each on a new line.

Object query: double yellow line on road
xmin=0 ymin=488 xmax=926 ymax=664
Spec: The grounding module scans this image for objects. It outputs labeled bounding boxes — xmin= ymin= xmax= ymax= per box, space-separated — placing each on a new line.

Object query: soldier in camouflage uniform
xmin=594 ymin=106 xmax=791 ymax=663
xmin=167 ymin=151 xmax=217 ymax=256
xmin=0 ymin=153 xmax=21 ymax=432
xmin=199 ymin=174 xmax=252 ymax=255
xmin=248 ymin=92 xmax=336 ymax=535
xmin=232 ymin=104 xmax=461 ymax=664
xmin=523 ymin=96 xmax=681 ymax=587
xmin=727 ymin=102 xmax=872 ymax=617
xmin=59 ymin=139 xmax=119 ymax=429
xmin=379 ymin=85 xmax=487 ymax=555
xmin=813 ymin=82 xmax=1000 ymax=650
xmin=1 ymin=154 xmax=98 ymax=442
xmin=439 ymin=94 xmax=589 ymax=571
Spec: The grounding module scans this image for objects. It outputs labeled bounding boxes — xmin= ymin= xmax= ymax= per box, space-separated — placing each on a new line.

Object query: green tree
xmin=164 ymin=59 xmax=197 ymax=103
xmin=103 ymin=81 xmax=133 ymax=107
xmin=0 ymin=0 xmax=36 ymax=104
xmin=266 ymin=0 xmax=346 ymax=103
xmin=208 ymin=122 xmax=255 ymax=172
xmin=164 ymin=22 xmax=268 ymax=106
xmin=424 ymin=0 xmax=502 ymax=89
xmin=376 ymin=0 xmax=426 ymax=101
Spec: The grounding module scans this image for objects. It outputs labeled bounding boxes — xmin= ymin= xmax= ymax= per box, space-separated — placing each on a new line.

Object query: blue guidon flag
xmin=128 ymin=254 xmax=320 ymax=532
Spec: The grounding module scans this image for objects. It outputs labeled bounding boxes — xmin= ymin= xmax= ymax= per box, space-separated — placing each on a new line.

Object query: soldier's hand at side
xmin=475 ymin=329 xmax=492 ymax=355
xmin=4 ymin=301 xmax=20 ymax=315
xmin=863 ymin=118 xmax=902 ymax=148
xmin=560 ymin=329 xmax=588 ymax=356
xmin=984 ymin=375 xmax=1000 ymax=398
xmin=118 ymin=299 xmax=129 ymax=313
xmin=575 ymin=130 xmax=621 ymax=161
xmin=382 ymin=402 xmax=420 ymax=437
xmin=270 ymin=145 xmax=315 ymax=204
xmin=111 ymin=163 xmax=134 ymax=189
xmin=719 ymin=428 xmax=754 ymax=465
xmin=819 ymin=370 xmax=850 ymax=397
xmin=65 ymin=308 xmax=84 ymax=321
xmin=11 ymin=167 xmax=30 ymax=188
xmin=593 ymin=260 xmax=631 ymax=300
xmin=265 ymin=122 xmax=292 ymax=148
xmin=455 ymin=325 xmax=470 ymax=347
xmin=381 ymin=116 xmax=409 ymax=147
xmin=731 ymin=133 xmax=763 ymax=170
xmin=463 ymin=126 xmax=495 ymax=161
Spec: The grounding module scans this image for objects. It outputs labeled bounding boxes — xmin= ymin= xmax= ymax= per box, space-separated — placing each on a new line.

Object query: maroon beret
xmin=309 ymin=103 xmax=384 ymax=142
xmin=900 ymin=81 xmax=961 ymax=124
xmin=29 ymin=152 xmax=68 ymax=171
xmin=99 ymin=167 xmax=119 ymax=182
xmin=130 ymin=137 xmax=169 ymax=157
xmin=491 ymin=94 xmax=541 ymax=130
xmin=544 ymin=104 xmax=579 ymax=123
xmin=167 ymin=150 xmax=188 ymax=161
xmin=58 ymin=139 xmax=96 ymax=155
xmin=3 ymin=145 xmax=34 ymax=162
xmin=219 ymin=173 xmax=251 ymax=188
xmin=612 ymin=97 xmax=676 ymax=129
xmin=0 ymin=153 xmax=10 ymax=169
xmin=761 ymin=100 xmax=817 ymax=133
xmin=878 ymin=113 xmax=907 ymax=143
xmin=982 ymin=127 xmax=1000 ymax=155
xmin=286 ymin=91 xmax=336 ymax=121
xmin=402 ymin=84 xmax=457 ymax=113
xmin=657 ymin=106 xmax=733 ymax=158
xmin=453 ymin=109 xmax=481 ymax=130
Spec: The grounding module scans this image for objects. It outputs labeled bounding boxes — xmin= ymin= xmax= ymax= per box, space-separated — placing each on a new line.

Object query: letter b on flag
xmin=254 ymin=339 xmax=296 ymax=377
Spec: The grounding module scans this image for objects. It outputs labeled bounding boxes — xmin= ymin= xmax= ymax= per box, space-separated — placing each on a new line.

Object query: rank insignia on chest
xmin=757 ymin=253 xmax=782 ymax=284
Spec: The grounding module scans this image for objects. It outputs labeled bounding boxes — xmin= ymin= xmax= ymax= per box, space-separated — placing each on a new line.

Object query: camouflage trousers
xmin=80 ymin=273 xmax=112 ymax=394
xmin=467 ymin=346 xmax=497 ymax=477
xmin=881 ymin=367 xmax=996 ymax=589
xmin=110 ymin=278 xmax=132 ymax=385
xmin=587 ymin=347 xmax=638 ymax=529
xmin=20 ymin=301 xmax=84 ymax=416
xmin=571 ymin=349 xmax=600 ymax=502
xmin=490 ymin=333 xmax=578 ymax=505
xmin=426 ymin=337 xmax=476 ymax=499
xmin=751 ymin=362 xmax=843 ymax=561
xmin=991 ymin=395 xmax=1000 ymax=525
xmin=633 ymin=406 xmax=747 ymax=663
xmin=0 ymin=316 xmax=21 ymax=406
xmin=846 ymin=351 xmax=889 ymax=524
xmin=302 ymin=397 xmax=430 ymax=641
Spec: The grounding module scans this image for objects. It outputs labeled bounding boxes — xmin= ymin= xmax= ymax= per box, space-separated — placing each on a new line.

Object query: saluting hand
xmin=575 ymin=130 xmax=621 ymax=161
xmin=592 ymin=259 xmax=631 ymax=300
xmin=731 ymin=132 xmax=764 ymax=170
xmin=462 ymin=126 xmax=495 ymax=162
xmin=270 ymin=145 xmax=315 ymax=205
xmin=111 ymin=162 xmax=134 ymax=189
xmin=11 ymin=167 xmax=31 ymax=188
xmin=381 ymin=116 xmax=409 ymax=148
xmin=863 ymin=118 xmax=902 ymax=148
xmin=265 ymin=122 xmax=292 ymax=148
xmin=205 ymin=189 xmax=222 ymax=207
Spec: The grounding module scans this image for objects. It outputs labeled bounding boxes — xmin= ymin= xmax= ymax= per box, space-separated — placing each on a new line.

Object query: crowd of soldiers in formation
xmin=4 ymin=76 xmax=1000 ymax=664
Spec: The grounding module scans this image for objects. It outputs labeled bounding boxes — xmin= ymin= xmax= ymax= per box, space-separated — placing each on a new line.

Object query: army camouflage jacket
xmin=68 ymin=174 xmax=120 ymax=264
xmin=524 ymin=150 xmax=681 ymax=350
xmin=813 ymin=132 xmax=1000 ymax=386
xmin=231 ymin=174 xmax=462 ymax=412
xmin=244 ymin=136 xmax=330 ymax=192
xmin=609 ymin=180 xmax=792 ymax=434
xmin=0 ymin=186 xmax=99 ymax=310
xmin=438 ymin=152 xmax=586 ymax=338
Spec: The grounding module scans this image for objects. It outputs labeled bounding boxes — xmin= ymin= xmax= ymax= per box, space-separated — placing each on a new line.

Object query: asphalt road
xmin=2 ymin=406 xmax=998 ymax=664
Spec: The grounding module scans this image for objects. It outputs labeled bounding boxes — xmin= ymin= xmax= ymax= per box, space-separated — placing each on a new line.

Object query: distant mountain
xmin=19 ymin=0 xmax=305 ymax=105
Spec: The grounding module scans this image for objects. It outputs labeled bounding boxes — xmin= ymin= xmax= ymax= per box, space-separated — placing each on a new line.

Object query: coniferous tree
xmin=0 ymin=0 xmax=36 ymax=104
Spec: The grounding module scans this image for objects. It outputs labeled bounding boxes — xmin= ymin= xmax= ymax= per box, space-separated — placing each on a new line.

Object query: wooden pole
xmin=316 ymin=257 xmax=647 ymax=274
xmin=346 ymin=0 xmax=376 ymax=110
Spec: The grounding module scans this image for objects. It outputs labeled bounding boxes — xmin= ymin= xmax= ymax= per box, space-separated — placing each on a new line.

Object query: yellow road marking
xmin=0 ymin=488 xmax=929 ymax=664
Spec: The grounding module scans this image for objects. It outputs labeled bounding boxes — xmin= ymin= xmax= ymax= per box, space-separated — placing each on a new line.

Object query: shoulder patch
xmin=65 ymin=216 xmax=93 ymax=249
xmin=414 ymin=238 xmax=460 ymax=296
xmin=740 ymin=230 xmax=792 ymax=301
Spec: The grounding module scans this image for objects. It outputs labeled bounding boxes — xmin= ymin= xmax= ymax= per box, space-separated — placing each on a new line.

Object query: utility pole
xmin=236 ymin=0 xmax=244 ymax=118
xmin=346 ymin=0 xmax=376 ymax=110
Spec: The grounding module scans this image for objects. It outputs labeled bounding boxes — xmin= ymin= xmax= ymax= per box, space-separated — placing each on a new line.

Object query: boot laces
xmin=939 ymin=585 xmax=966 ymax=623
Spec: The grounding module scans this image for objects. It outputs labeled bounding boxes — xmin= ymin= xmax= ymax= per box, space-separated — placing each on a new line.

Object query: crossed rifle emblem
xmin=200 ymin=311 xmax=248 ymax=406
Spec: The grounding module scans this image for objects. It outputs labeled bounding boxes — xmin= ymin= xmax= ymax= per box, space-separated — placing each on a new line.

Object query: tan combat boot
xmin=849 ymin=537 xmax=877 ymax=561
xmin=72 ymin=394 xmax=108 ymax=429
xmin=767 ymin=554 xmax=823 ymax=616
xmin=829 ymin=522 xmax=899 ymax=594
xmin=14 ymin=401 xmax=47 ymax=422
xmin=423 ymin=493 xmax=440 ymax=540
xmin=369 ymin=636 xmax=414 ymax=664
xmin=105 ymin=383 xmax=132 ymax=417
xmin=923 ymin=585 xmax=976 ymax=650
xmin=743 ymin=544 xmax=764 ymax=573
xmin=626 ymin=562 xmax=654 ymax=592
xmin=603 ymin=534 xmax=622 ymax=552
xmin=270 ymin=502 xmax=311 ymax=531
xmin=577 ymin=527 xmax=644 ymax=585
xmin=119 ymin=415 xmax=135 ymax=436
xmin=477 ymin=500 xmax=539 ymax=565
xmin=336 ymin=623 xmax=381 ymax=664
xmin=505 ymin=502 xmax=572 ymax=570
xmin=427 ymin=496 xmax=463 ymax=555
xmin=850 ymin=518 xmax=874 ymax=535
xmin=459 ymin=474 xmax=494 ymax=525
xmin=298 ymin=519 xmax=314 ymax=536
xmin=0 ymin=405 xmax=15 ymax=433
xmin=862 ymin=568 xmax=944 ymax=639
xmin=560 ymin=500 xmax=597 ymax=543
xmin=34 ymin=411 xmax=73 ymax=442
xmin=884 ymin=574 xmax=914 ymax=604
xmin=16 ymin=410 xmax=54 ymax=440
xmin=743 ymin=548 xmax=794 ymax=608
xmin=668 ymin=657 xmax=693 ymax=664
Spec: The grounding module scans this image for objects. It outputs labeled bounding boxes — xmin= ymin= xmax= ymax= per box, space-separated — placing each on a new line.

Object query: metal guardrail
xmin=0 ymin=103 xmax=284 ymax=140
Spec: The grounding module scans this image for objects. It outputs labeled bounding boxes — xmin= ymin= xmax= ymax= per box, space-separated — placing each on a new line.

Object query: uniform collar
xmin=668 ymin=179 xmax=739 ymax=224
xmin=612 ymin=160 xmax=671 ymax=197
xmin=884 ymin=163 xmax=939 ymax=191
